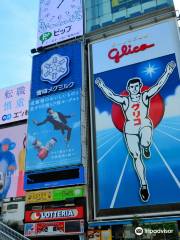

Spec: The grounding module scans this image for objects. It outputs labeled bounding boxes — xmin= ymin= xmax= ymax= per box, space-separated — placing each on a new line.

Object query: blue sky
xmin=0 ymin=1 xmax=179 ymax=89
xmin=0 ymin=0 xmax=39 ymax=89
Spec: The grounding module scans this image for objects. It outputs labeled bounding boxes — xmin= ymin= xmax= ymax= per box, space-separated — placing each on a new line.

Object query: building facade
xmin=23 ymin=0 xmax=180 ymax=239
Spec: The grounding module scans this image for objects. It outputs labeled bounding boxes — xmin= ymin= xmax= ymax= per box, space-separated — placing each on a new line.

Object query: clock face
xmin=37 ymin=0 xmax=83 ymax=47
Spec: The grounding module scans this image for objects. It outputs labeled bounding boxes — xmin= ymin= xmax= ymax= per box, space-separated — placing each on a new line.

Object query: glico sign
xmin=90 ymin=19 xmax=180 ymax=219
xmin=108 ymin=43 xmax=155 ymax=63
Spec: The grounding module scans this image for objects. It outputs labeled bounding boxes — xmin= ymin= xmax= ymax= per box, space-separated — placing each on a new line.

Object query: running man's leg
xmin=125 ymin=133 xmax=150 ymax=201
xmin=140 ymin=126 xmax=152 ymax=158
xmin=125 ymin=134 xmax=147 ymax=186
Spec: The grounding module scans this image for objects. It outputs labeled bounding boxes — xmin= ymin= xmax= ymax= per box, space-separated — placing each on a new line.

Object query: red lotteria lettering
xmin=108 ymin=43 xmax=155 ymax=63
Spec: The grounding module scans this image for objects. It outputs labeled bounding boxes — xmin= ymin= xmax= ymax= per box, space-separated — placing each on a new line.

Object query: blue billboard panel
xmin=26 ymin=89 xmax=81 ymax=172
xmin=93 ymin=53 xmax=180 ymax=214
xmin=31 ymin=42 xmax=82 ymax=98
xmin=91 ymin=20 xmax=180 ymax=218
xmin=24 ymin=166 xmax=85 ymax=191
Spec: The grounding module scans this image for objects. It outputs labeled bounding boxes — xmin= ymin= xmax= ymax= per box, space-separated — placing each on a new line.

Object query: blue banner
xmin=26 ymin=89 xmax=81 ymax=171
xmin=93 ymin=53 xmax=180 ymax=212
xmin=24 ymin=166 xmax=85 ymax=191
xmin=31 ymin=42 xmax=82 ymax=98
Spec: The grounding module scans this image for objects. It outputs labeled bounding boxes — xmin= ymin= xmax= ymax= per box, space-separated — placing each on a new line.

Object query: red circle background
xmin=111 ymin=86 xmax=165 ymax=132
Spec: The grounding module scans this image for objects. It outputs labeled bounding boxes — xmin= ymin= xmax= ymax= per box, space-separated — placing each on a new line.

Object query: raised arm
xmin=147 ymin=61 xmax=176 ymax=98
xmin=95 ymin=78 xmax=127 ymax=105
xmin=32 ymin=118 xmax=48 ymax=126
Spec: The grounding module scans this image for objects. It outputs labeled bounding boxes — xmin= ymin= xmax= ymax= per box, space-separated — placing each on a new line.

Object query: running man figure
xmin=95 ymin=61 xmax=176 ymax=202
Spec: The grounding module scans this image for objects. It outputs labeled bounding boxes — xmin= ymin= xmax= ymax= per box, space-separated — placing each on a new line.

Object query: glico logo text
xmin=108 ymin=43 xmax=155 ymax=63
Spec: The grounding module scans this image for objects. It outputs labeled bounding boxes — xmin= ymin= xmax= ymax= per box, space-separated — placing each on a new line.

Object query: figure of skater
xmin=96 ymin=61 xmax=176 ymax=201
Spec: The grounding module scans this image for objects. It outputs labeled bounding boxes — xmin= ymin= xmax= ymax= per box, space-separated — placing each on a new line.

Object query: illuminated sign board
xmin=24 ymin=166 xmax=85 ymax=191
xmin=24 ymin=219 xmax=84 ymax=237
xmin=0 ymin=82 xmax=30 ymax=125
xmin=26 ymin=89 xmax=81 ymax=171
xmin=25 ymin=206 xmax=84 ymax=222
xmin=87 ymin=229 xmax=112 ymax=240
xmin=0 ymin=124 xmax=27 ymax=199
xmin=90 ymin=19 xmax=180 ymax=218
xmin=37 ymin=0 xmax=83 ymax=47
xmin=26 ymin=186 xmax=85 ymax=204
xmin=31 ymin=42 xmax=82 ymax=98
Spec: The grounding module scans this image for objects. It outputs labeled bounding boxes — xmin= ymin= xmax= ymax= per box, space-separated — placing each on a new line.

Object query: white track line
xmin=153 ymin=142 xmax=180 ymax=189
xmin=98 ymin=134 xmax=120 ymax=149
xmin=98 ymin=138 xmax=121 ymax=164
xmin=97 ymin=131 xmax=116 ymax=142
xmin=159 ymin=124 xmax=180 ymax=131
xmin=156 ymin=129 xmax=180 ymax=142
xmin=162 ymin=122 xmax=180 ymax=126
xmin=110 ymin=154 xmax=129 ymax=208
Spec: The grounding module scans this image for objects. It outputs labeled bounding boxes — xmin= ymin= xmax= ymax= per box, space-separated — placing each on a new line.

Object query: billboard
xmin=25 ymin=206 xmax=84 ymax=222
xmin=90 ymin=19 xmax=180 ymax=218
xmin=37 ymin=0 xmax=83 ymax=48
xmin=111 ymin=0 xmax=127 ymax=13
xmin=2 ymin=197 xmax=25 ymax=232
xmin=0 ymin=124 xmax=27 ymax=199
xmin=24 ymin=166 xmax=85 ymax=191
xmin=24 ymin=219 xmax=84 ymax=237
xmin=0 ymin=82 xmax=30 ymax=125
xmin=31 ymin=42 xmax=82 ymax=98
xmin=26 ymin=186 xmax=85 ymax=204
xmin=26 ymin=89 xmax=81 ymax=171
xmin=87 ymin=229 xmax=112 ymax=240
xmin=24 ymin=165 xmax=85 ymax=191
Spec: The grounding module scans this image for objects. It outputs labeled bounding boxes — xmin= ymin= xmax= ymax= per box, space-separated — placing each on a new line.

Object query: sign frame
xmin=25 ymin=185 xmax=85 ymax=204
xmin=88 ymin=18 xmax=180 ymax=220
xmin=37 ymin=0 xmax=83 ymax=48
xmin=25 ymin=206 xmax=84 ymax=222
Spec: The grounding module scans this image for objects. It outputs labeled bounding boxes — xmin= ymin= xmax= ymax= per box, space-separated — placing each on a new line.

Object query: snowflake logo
xmin=41 ymin=54 xmax=70 ymax=85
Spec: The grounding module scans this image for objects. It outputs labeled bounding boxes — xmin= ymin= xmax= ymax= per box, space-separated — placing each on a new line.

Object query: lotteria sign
xmin=25 ymin=186 xmax=85 ymax=204
xmin=25 ymin=207 xmax=84 ymax=222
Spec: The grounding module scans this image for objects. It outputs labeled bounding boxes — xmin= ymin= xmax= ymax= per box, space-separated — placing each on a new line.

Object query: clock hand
xmin=57 ymin=0 xmax=65 ymax=8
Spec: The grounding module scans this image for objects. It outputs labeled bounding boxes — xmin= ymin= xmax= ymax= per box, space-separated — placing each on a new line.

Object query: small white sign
xmin=0 ymin=82 xmax=30 ymax=125
xmin=37 ymin=0 xmax=83 ymax=47
xmin=92 ymin=19 xmax=180 ymax=74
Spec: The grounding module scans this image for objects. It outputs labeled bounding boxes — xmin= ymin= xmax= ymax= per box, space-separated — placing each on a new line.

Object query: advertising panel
xmin=111 ymin=0 xmax=127 ymax=13
xmin=24 ymin=166 xmax=85 ymax=191
xmin=90 ymin=19 xmax=180 ymax=218
xmin=31 ymin=42 xmax=82 ymax=98
xmin=25 ymin=206 xmax=84 ymax=222
xmin=26 ymin=185 xmax=85 ymax=204
xmin=24 ymin=219 xmax=84 ymax=237
xmin=2 ymin=198 xmax=25 ymax=232
xmin=26 ymin=89 xmax=81 ymax=171
xmin=0 ymin=82 xmax=30 ymax=125
xmin=87 ymin=229 xmax=112 ymax=240
xmin=87 ymin=230 xmax=101 ymax=240
xmin=0 ymin=124 xmax=27 ymax=199
xmin=37 ymin=0 xmax=83 ymax=48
